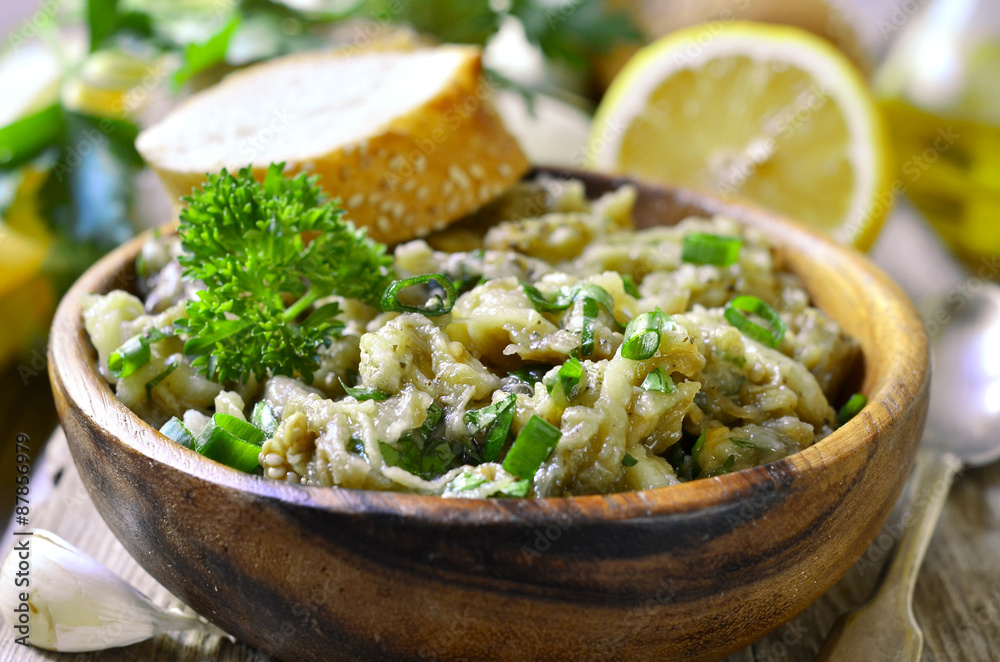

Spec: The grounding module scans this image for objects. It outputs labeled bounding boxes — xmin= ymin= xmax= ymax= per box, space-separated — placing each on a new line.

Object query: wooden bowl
xmin=49 ymin=170 xmax=929 ymax=662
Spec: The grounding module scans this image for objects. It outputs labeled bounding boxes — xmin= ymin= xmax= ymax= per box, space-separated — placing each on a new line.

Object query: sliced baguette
xmin=136 ymin=45 xmax=530 ymax=243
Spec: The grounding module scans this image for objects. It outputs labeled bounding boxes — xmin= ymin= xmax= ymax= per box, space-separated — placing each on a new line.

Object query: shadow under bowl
xmin=49 ymin=169 xmax=929 ymax=662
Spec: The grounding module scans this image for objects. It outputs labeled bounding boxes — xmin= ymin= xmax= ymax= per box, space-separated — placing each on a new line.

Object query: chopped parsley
xmin=379 ymin=405 xmax=459 ymax=480
xmin=465 ymin=394 xmax=517 ymax=463
xmin=339 ymin=378 xmax=390 ymax=402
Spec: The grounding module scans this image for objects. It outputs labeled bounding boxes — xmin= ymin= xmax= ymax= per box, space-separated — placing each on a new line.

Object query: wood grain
xmin=44 ymin=172 xmax=930 ymax=661
xmin=5 ymin=431 xmax=1000 ymax=661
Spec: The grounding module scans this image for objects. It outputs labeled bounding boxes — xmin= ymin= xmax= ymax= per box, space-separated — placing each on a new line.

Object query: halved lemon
xmin=588 ymin=21 xmax=891 ymax=250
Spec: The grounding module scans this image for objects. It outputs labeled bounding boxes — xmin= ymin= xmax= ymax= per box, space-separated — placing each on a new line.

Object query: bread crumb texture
xmin=136 ymin=45 xmax=530 ymax=243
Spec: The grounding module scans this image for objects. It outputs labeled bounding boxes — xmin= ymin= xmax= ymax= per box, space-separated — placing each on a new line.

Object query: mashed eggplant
xmin=83 ymin=177 xmax=858 ymax=497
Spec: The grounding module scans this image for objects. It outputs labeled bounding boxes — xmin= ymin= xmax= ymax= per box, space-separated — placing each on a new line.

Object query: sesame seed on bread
xmin=136 ymin=45 xmax=530 ymax=243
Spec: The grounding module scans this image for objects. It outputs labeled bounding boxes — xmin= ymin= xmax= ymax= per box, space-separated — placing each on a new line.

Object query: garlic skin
xmin=0 ymin=530 xmax=219 ymax=652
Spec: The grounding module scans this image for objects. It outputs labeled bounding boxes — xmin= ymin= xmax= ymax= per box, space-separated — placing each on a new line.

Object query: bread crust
xmin=138 ymin=47 xmax=529 ymax=244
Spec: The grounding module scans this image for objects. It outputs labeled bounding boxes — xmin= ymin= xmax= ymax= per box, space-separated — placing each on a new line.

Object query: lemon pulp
xmin=590 ymin=22 xmax=891 ymax=250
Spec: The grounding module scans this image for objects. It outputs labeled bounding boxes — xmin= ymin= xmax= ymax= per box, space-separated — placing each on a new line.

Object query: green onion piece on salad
xmin=381 ymin=274 xmax=457 ymax=316
xmin=681 ymin=233 xmax=742 ymax=266
xmin=251 ymin=401 xmax=280 ymax=437
xmin=641 ymin=366 xmax=676 ymax=393
xmin=621 ymin=309 xmax=669 ymax=360
xmin=194 ymin=413 xmax=267 ymax=473
xmin=108 ymin=328 xmax=170 ymax=379
xmin=556 ymin=357 xmax=583 ymax=396
xmin=724 ymin=295 xmax=787 ymax=348
xmin=159 ymin=417 xmax=195 ymax=450
xmin=502 ymin=415 xmax=562 ymax=479
xmin=837 ymin=393 xmax=868 ymax=426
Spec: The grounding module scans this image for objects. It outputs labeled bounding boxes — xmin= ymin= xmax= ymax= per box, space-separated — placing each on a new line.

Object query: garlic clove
xmin=0 ymin=530 xmax=220 ymax=652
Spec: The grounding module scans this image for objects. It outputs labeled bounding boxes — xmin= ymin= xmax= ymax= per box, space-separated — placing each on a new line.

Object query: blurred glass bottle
xmin=876 ymin=0 xmax=1000 ymax=264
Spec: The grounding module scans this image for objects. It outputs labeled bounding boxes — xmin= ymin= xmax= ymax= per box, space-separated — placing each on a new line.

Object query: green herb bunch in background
xmin=0 ymin=0 xmax=638 ymax=370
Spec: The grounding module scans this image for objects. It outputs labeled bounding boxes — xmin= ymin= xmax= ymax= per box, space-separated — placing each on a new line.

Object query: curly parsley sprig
xmin=174 ymin=163 xmax=394 ymax=384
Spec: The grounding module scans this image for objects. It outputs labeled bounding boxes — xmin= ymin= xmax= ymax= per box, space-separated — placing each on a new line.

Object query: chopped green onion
xmin=622 ymin=453 xmax=638 ymax=467
xmin=724 ymin=296 xmax=787 ymax=348
xmin=692 ymin=429 xmax=707 ymax=455
xmin=194 ymin=413 xmax=267 ymax=473
xmin=682 ymin=233 xmax=742 ymax=266
xmin=641 ymin=366 xmax=676 ymax=393
xmin=497 ymin=479 xmax=531 ymax=498
xmin=339 ymin=378 xmax=390 ymax=401
xmin=381 ymin=274 xmax=457 ymax=316
xmin=251 ymin=401 xmax=279 ymax=437
xmin=521 ymin=282 xmax=619 ymax=355
xmin=144 ymin=361 xmax=177 ymax=400
xmin=509 ymin=364 xmax=549 ymax=385
xmin=521 ymin=281 xmax=567 ymax=312
xmin=198 ymin=413 xmax=267 ymax=448
xmin=556 ymin=357 xmax=583 ymax=397
xmin=159 ymin=417 xmax=195 ymax=450
xmin=521 ymin=282 xmax=615 ymax=317
xmin=502 ymin=415 xmax=562 ymax=479
xmin=705 ymin=454 xmax=737 ymax=477
xmin=574 ymin=284 xmax=616 ymax=317
xmin=621 ymin=308 xmax=669 ymax=360
xmin=729 ymin=437 xmax=757 ymax=449
xmin=622 ymin=274 xmax=640 ymax=298
xmin=108 ymin=328 xmax=171 ymax=379
xmin=579 ymin=297 xmax=599 ymax=357
xmin=837 ymin=393 xmax=868 ymax=427
xmin=465 ymin=394 xmax=517 ymax=463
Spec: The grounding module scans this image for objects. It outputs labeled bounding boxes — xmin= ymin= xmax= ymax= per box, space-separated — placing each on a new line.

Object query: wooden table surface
xmin=2 ymin=429 xmax=999 ymax=662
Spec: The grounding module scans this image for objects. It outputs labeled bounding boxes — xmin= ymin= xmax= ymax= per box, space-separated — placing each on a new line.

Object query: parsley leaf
xmin=380 ymin=438 xmax=457 ymax=480
xmin=465 ymin=394 xmax=517 ymax=463
xmin=379 ymin=405 xmax=457 ymax=480
xmin=339 ymin=378 xmax=390 ymax=402
xmin=175 ymin=163 xmax=394 ymax=384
